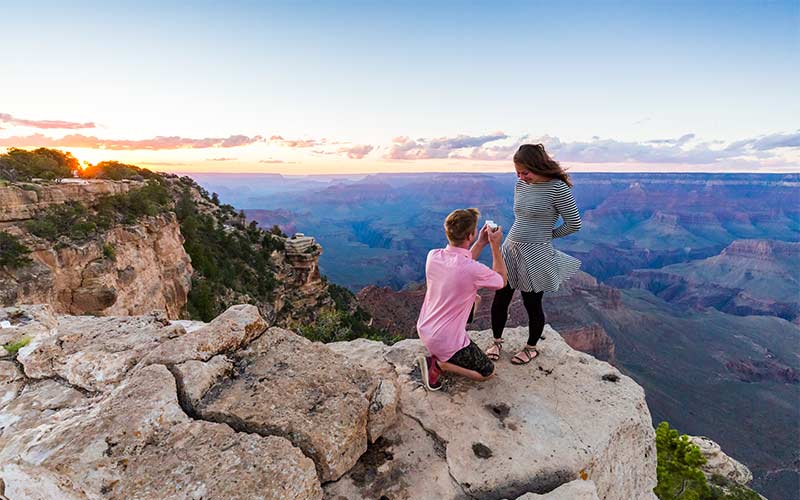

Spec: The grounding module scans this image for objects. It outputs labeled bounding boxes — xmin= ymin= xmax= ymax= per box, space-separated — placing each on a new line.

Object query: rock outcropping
xmin=0 ymin=304 xmax=657 ymax=499
xmin=1 ymin=213 xmax=192 ymax=319
xmin=0 ymin=179 xmax=138 ymax=223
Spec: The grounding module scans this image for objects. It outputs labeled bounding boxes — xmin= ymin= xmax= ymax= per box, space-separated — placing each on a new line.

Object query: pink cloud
xmin=337 ymin=144 xmax=373 ymax=159
xmin=0 ymin=113 xmax=96 ymax=129
xmin=386 ymin=133 xmax=507 ymax=160
xmin=0 ymin=133 xmax=264 ymax=150
xmin=269 ymin=136 xmax=323 ymax=148
xmin=206 ymin=157 xmax=237 ymax=161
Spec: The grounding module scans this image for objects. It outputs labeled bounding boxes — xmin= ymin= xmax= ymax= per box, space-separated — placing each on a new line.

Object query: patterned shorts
xmin=445 ymin=340 xmax=494 ymax=377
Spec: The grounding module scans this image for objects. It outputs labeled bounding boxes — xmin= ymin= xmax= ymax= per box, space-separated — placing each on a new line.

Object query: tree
xmin=80 ymin=160 xmax=157 ymax=180
xmin=0 ymin=232 xmax=32 ymax=269
xmin=0 ymin=148 xmax=78 ymax=181
xmin=655 ymin=422 xmax=710 ymax=500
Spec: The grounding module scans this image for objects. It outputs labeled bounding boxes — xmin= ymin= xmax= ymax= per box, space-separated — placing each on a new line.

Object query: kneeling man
xmin=416 ymin=208 xmax=507 ymax=391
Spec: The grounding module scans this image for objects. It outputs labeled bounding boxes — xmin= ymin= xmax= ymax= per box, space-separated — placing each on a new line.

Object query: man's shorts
xmin=445 ymin=340 xmax=494 ymax=377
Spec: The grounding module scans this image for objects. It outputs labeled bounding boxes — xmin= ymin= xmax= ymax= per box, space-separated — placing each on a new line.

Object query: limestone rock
xmin=1 ymin=214 xmax=193 ymax=320
xmin=111 ymin=421 xmax=322 ymax=500
xmin=193 ymin=327 xmax=394 ymax=482
xmin=0 ymin=305 xmax=57 ymax=359
xmin=327 ymin=338 xmax=399 ymax=443
xmin=0 ymin=363 xmax=322 ymax=500
xmin=0 ymin=361 xmax=24 ymax=408
xmin=329 ymin=326 xmax=658 ymax=500
xmin=142 ymin=304 xmax=267 ymax=366
xmin=172 ymin=354 xmax=233 ymax=408
xmin=323 ymin=414 xmax=464 ymax=500
xmin=687 ymin=435 xmax=754 ymax=485
xmin=514 ymin=479 xmax=600 ymax=499
xmin=18 ymin=313 xmax=185 ymax=391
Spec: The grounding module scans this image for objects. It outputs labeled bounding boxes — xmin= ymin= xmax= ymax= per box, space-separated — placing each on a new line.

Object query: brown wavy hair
xmin=513 ymin=144 xmax=572 ymax=187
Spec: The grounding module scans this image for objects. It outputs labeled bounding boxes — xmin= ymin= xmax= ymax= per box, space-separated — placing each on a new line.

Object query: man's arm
xmin=470 ymin=225 xmax=489 ymax=260
xmin=488 ymin=227 xmax=508 ymax=287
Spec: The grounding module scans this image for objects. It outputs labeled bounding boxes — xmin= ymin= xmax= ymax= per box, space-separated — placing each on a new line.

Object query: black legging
xmin=491 ymin=284 xmax=545 ymax=346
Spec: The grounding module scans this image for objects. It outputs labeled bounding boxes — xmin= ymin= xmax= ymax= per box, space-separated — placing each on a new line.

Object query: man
xmin=416 ymin=208 xmax=508 ymax=391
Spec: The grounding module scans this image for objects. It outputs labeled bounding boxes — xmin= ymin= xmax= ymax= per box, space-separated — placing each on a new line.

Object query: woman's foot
xmin=485 ymin=339 xmax=503 ymax=361
xmin=511 ymin=345 xmax=539 ymax=365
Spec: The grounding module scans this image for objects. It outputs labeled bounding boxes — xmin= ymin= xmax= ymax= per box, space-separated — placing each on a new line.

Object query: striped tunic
xmin=502 ymin=178 xmax=582 ymax=292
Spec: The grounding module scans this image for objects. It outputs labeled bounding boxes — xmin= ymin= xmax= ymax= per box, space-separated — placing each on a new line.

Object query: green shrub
xmin=654 ymin=422 xmax=761 ymax=500
xmin=25 ymin=201 xmax=94 ymax=241
xmin=0 ymin=232 xmax=32 ymax=268
xmin=3 ymin=336 xmax=31 ymax=355
xmin=25 ymin=181 xmax=170 ymax=242
xmin=102 ymin=243 xmax=116 ymax=260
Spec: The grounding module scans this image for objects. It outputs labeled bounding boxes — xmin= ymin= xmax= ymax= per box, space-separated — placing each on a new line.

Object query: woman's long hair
xmin=513 ymin=144 xmax=572 ymax=187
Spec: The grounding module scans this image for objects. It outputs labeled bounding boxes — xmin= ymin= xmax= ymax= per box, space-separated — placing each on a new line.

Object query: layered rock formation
xmin=0 ymin=304 xmax=658 ymax=500
xmin=1 ymin=213 xmax=192 ymax=319
xmin=611 ymin=239 xmax=800 ymax=322
xmin=0 ymin=179 xmax=138 ymax=223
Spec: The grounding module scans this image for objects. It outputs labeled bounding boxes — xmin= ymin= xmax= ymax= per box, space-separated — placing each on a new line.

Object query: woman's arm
xmin=552 ymin=182 xmax=581 ymax=238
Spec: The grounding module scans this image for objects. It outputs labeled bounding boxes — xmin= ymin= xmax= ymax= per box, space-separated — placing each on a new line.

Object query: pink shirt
xmin=416 ymin=245 xmax=505 ymax=361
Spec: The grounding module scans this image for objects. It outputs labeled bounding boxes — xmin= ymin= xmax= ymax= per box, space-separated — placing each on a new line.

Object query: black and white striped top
xmin=507 ymin=179 xmax=582 ymax=244
xmin=501 ymin=178 xmax=582 ymax=292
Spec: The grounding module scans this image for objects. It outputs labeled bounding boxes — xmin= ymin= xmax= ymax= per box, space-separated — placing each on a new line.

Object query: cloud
xmin=0 ymin=113 xmax=96 ymax=130
xmin=337 ymin=144 xmax=373 ymax=159
xmin=206 ymin=157 xmax=237 ymax=161
xmin=646 ymin=133 xmax=696 ymax=146
xmin=725 ymin=131 xmax=800 ymax=151
xmin=269 ymin=135 xmax=321 ymax=148
xmin=386 ymin=133 xmax=507 ymax=159
xmin=138 ymin=161 xmax=189 ymax=166
xmin=0 ymin=133 xmax=264 ymax=150
xmin=259 ymin=159 xmax=298 ymax=164
xmin=449 ymin=131 xmax=800 ymax=166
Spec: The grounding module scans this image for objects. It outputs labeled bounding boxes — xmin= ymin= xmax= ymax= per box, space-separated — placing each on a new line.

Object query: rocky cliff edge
xmin=0 ymin=304 xmax=657 ymax=500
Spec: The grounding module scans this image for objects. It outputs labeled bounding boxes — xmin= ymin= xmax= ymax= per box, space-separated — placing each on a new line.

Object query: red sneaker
xmin=417 ymin=355 xmax=443 ymax=391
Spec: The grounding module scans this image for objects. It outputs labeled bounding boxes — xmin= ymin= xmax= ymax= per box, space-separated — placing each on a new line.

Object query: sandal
xmin=511 ymin=346 xmax=539 ymax=365
xmin=485 ymin=339 xmax=503 ymax=361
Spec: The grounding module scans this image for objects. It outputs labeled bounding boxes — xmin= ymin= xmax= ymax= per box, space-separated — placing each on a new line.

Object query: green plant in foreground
xmin=655 ymin=421 xmax=710 ymax=500
xmin=3 ymin=336 xmax=31 ymax=355
xmin=654 ymin=422 xmax=761 ymax=500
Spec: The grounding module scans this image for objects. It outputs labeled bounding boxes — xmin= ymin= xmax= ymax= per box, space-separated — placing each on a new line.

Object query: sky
xmin=1 ymin=0 xmax=798 ymax=174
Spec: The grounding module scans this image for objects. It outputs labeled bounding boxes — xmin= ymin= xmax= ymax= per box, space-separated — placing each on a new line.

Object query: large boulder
xmin=141 ymin=304 xmax=267 ymax=366
xmin=326 ymin=326 xmax=658 ymax=500
xmin=187 ymin=327 xmax=399 ymax=482
xmin=17 ymin=313 xmax=183 ymax=391
xmin=0 ymin=364 xmax=321 ymax=500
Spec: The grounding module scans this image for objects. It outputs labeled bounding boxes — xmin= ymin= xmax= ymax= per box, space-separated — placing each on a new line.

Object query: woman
xmin=485 ymin=143 xmax=582 ymax=365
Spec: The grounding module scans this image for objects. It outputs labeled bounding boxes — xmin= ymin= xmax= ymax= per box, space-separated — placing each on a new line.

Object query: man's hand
xmin=488 ymin=226 xmax=503 ymax=247
xmin=477 ymin=225 xmax=490 ymax=245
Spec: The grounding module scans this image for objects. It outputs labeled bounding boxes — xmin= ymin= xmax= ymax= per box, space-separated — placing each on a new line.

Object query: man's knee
xmin=477 ymin=364 xmax=496 ymax=381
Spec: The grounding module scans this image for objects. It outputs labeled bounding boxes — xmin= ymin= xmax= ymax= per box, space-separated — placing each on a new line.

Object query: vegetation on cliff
xmin=299 ymin=283 xmax=398 ymax=343
xmin=172 ymin=179 xmax=280 ymax=321
xmin=24 ymin=181 xmax=171 ymax=242
xmin=655 ymin=422 xmax=760 ymax=500
xmin=0 ymin=232 xmax=32 ymax=269
xmin=0 ymin=147 xmax=78 ymax=181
